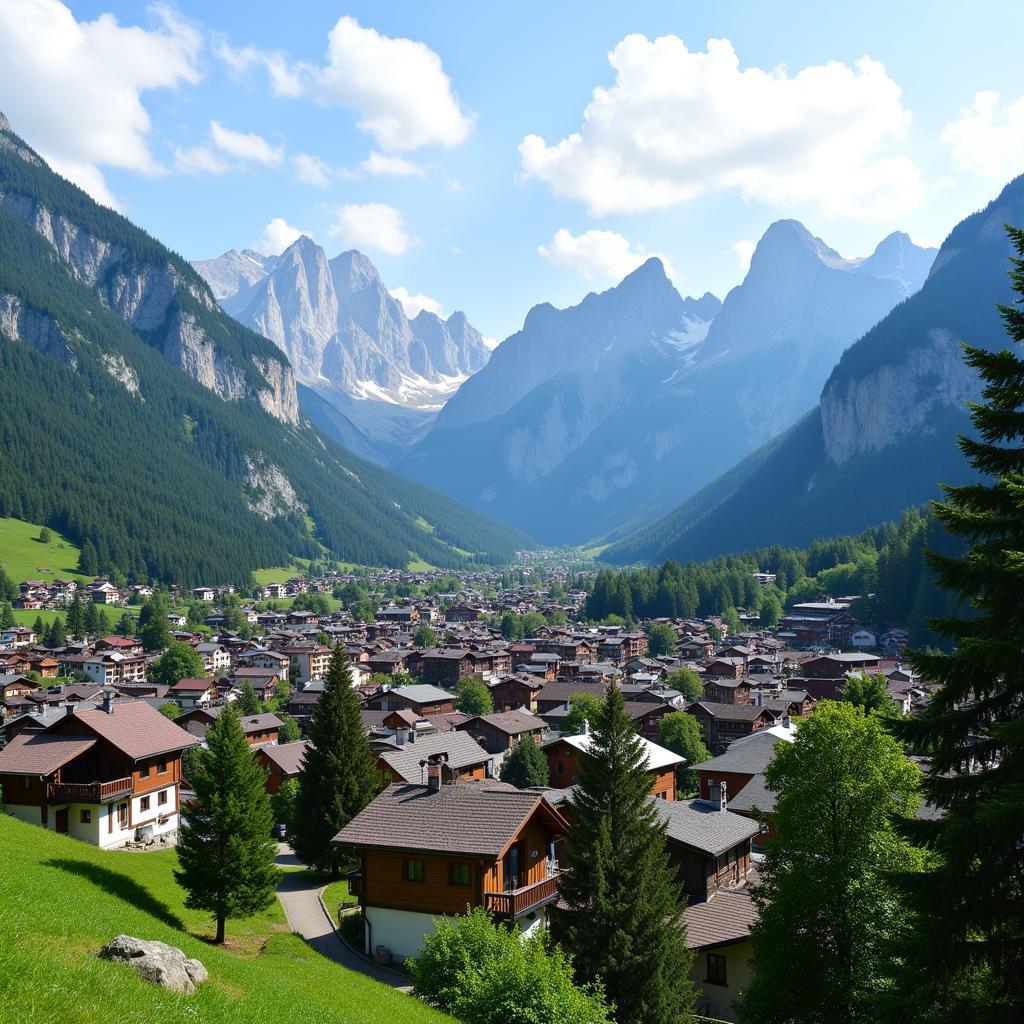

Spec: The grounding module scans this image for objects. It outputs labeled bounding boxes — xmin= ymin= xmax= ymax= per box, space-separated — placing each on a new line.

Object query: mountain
xmin=396 ymin=224 xmax=933 ymax=545
xmin=194 ymin=238 xmax=491 ymax=454
xmin=0 ymin=113 xmax=530 ymax=584
xmin=602 ymin=176 xmax=1024 ymax=565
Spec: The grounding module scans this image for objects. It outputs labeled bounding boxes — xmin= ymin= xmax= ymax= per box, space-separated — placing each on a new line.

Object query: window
xmin=140 ymin=796 xmax=150 ymax=812
xmin=556 ymin=762 xmax=564 ymax=775
xmin=403 ymin=859 xmax=425 ymax=882
xmin=80 ymin=809 xmax=91 ymax=824
xmin=449 ymin=862 xmax=471 ymax=886
xmin=21 ymin=774 xmax=30 ymax=790
xmin=707 ymin=953 xmax=727 ymax=985
xmin=158 ymin=790 xmax=168 ymax=805
xmin=140 ymin=765 xmax=150 ymax=779
xmin=157 ymin=760 xmax=167 ymax=774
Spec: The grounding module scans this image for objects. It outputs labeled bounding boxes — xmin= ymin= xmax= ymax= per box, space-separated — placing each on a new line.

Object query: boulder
xmin=98 ymin=934 xmax=208 ymax=994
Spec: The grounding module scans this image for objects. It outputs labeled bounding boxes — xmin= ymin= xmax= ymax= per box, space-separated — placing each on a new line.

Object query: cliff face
xmin=0 ymin=180 xmax=299 ymax=425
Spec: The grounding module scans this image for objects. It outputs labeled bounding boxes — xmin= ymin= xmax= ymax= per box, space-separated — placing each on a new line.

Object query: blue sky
xmin=2 ymin=1 xmax=1023 ymax=339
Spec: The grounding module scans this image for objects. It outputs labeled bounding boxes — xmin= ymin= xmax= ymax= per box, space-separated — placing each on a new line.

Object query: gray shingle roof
xmin=724 ymin=773 xmax=775 ymax=814
xmin=692 ymin=731 xmax=788 ymax=775
xmin=378 ymin=684 xmax=455 ymax=704
xmin=683 ymin=891 xmax=758 ymax=949
xmin=259 ymin=740 xmax=308 ymax=776
xmin=652 ymin=797 xmax=760 ymax=856
xmin=333 ymin=781 xmax=555 ymax=856
xmin=377 ymin=730 xmax=491 ymax=783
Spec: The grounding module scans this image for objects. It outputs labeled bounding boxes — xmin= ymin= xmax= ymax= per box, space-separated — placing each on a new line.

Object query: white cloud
xmin=733 ymin=239 xmax=757 ymax=271
xmin=216 ymin=17 xmax=473 ymax=151
xmin=360 ymin=151 xmax=426 ymax=177
xmin=389 ymin=286 xmax=446 ymax=319
xmin=174 ymin=144 xmax=230 ymax=176
xmin=519 ymin=34 xmax=923 ymax=221
xmin=292 ymin=152 xmax=332 ymax=187
xmin=941 ymin=91 xmax=1024 ymax=178
xmin=253 ymin=217 xmax=309 ymax=256
xmin=209 ymin=121 xmax=282 ymax=166
xmin=538 ymin=228 xmax=673 ymax=284
xmin=0 ymin=0 xmax=202 ymax=208
xmin=327 ymin=202 xmax=416 ymax=255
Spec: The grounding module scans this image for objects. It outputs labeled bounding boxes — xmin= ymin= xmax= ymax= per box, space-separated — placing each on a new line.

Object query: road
xmin=275 ymin=844 xmax=411 ymax=990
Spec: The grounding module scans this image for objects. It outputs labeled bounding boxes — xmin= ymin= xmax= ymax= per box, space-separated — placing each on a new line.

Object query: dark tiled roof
xmin=683 ymin=891 xmax=758 ymax=949
xmin=74 ymin=701 xmax=198 ymax=759
xmin=692 ymin=731 xmax=788 ymax=775
xmin=377 ymin=730 xmax=491 ymax=783
xmin=653 ymin=798 xmax=760 ymax=856
xmin=691 ymin=702 xmax=773 ymax=721
xmin=466 ymin=710 xmax=546 ymax=735
xmin=724 ymin=773 xmax=775 ymax=814
xmin=333 ymin=781 xmax=557 ymax=857
xmin=0 ymin=733 xmax=97 ymax=774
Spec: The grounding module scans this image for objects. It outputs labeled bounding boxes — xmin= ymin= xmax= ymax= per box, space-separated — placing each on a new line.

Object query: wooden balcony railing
xmin=47 ymin=777 xmax=133 ymax=803
xmin=484 ymin=871 xmax=561 ymax=918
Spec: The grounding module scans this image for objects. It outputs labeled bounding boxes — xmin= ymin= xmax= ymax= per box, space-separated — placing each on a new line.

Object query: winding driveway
xmin=275 ymin=844 xmax=411 ymax=991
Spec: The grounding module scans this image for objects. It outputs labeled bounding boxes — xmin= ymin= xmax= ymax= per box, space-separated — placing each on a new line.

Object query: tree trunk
xmin=215 ymin=914 xmax=225 ymax=944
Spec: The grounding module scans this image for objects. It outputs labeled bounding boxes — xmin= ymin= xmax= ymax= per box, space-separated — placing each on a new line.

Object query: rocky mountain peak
xmin=0 ymin=111 xmax=11 ymax=133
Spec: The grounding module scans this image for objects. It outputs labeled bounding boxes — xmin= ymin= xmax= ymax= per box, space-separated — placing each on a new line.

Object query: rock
xmin=98 ymin=934 xmax=207 ymax=995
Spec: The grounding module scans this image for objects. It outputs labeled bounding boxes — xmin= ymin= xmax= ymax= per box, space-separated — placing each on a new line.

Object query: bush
xmin=408 ymin=907 xmax=611 ymax=1024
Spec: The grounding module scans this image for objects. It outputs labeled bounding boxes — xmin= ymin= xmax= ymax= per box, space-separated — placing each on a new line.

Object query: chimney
xmin=63 ymin=701 xmax=76 ymax=717
xmin=718 ymin=780 xmax=728 ymax=812
xmin=426 ymin=752 xmax=448 ymax=791
xmin=581 ymin=718 xmax=590 ymax=736
xmin=102 ymin=688 xmax=114 ymax=714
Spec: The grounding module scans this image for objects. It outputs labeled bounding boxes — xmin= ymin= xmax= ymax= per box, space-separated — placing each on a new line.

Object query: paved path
xmin=275 ymin=846 xmax=410 ymax=990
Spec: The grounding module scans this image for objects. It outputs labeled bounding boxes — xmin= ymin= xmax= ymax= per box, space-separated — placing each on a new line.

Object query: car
xmin=271 ymin=823 xmax=288 ymax=840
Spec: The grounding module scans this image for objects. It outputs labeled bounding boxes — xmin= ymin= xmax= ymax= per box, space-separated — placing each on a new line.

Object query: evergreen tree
xmin=236 ymin=680 xmax=261 ymax=716
xmin=888 ymin=226 xmax=1024 ymax=1021
xmin=174 ymin=706 xmax=279 ymax=943
xmin=32 ymin=614 xmax=44 ymax=638
xmin=95 ymin=607 xmax=110 ymax=636
xmin=42 ymin=615 xmax=66 ymax=648
xmin=741 ymin=701 xmax=921 ymax=1024
xmin=138 ymin=593 xmax=170 ymax=652
xmin=66 ymin=591 xmax=84 ymax=638
xmin=82 ymin=600 xmax=99 ymax=637
xmin=0 ymin=565 xmax=15 ymax=602
xmin=78 ymin=539 xmax=98 ymax=576
xmin=499 ymin=735 xmax=549 ymax=788
xmin=0 ymin=601 xmax=14 ymax=629
xmin=556 ymin=684 xmax=696 ymax=1024
xmin=38 ymin=526 xmax=52 ymax=544
xmin=292 ymin=645 xmax=379 ymax=876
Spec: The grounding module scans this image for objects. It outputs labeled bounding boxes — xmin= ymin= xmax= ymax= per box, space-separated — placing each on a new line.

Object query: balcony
xmin=46 ymin=777 xmax=133 ymax=803
xmin=484 ymin=871 xmax=561 ymax=918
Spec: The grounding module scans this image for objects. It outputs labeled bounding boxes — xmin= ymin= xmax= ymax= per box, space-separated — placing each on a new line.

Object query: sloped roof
xmin=548 ymin=732 xmax=684 ymax=772
xmin=724 ymin=773 xmax=775 ymax=815
xmin=692 ymin=731 xmax=790 ymax=775
xmin=259 ymin=740 xmax=308 ymax=775
xmin=0 ymin=733 xmax=97 ymax=775
xmin=652 ymin=797 xmax=760 ymax=856
xmin=683 ymin=891 xmax=758 ymax=949
xmin=333 ymin=781 xmax=566 ymax=857
xmin=465 ymin=710 xmax=546 ymax=735
xmin=72 ymin=701 xmax=198 ymax=759
xmin=377 ymin=730 xmax=490 ymax=783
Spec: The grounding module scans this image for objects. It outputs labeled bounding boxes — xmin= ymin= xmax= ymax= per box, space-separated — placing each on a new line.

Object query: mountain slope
xmin=602 ymin=176 xmax=1024 ymax=564
xmin=0 ymin=114 xmax=530 ymax=583
xmin=397 ymin=224 xmax=932 ymax=545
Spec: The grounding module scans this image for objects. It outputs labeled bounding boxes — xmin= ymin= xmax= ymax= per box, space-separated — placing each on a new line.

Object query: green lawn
xmin=0 ymin=517 xmax=88 ymax=584
xmin=0 ymin=815 xmax=452 ymax=1024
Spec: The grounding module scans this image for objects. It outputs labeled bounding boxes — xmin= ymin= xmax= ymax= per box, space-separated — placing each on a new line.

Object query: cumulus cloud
xmin=941 ymin=91 xmax=1024 ymax=178
xmin=361 ymin=151 xmax=426 ymax=177
xmin=389 ymin=286 xmax=446 ymax=319
xmin=209 ymin=121 xmax=282 ymax=165
xmin=519 ymin=34 xmax=923 ymax=220
xmin=538 ymin=228 xmax=673 ymax=284
xmin=252 ymin=217 xmax=309 ymax=256
xmin=0 ymin=0 xmax=202 ymax=208
xmin=733 ymin=239 xmax=757 ymax=271
xmin=216 ymin=16 xmax=473 ymax=151
xmin=173 ymin=144 xmax=230 ymax=176
xmin=292 ymin=152 xmax=332 ymax=187
xmin=328 ymin=203 xmax=416 ymax=255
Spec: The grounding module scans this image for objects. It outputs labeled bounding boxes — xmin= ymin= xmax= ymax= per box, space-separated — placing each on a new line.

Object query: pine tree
xmin=175 ymin=706 xmax=278 ymax=943
xmin=138 ymin=593 xmax=170 ymax=652
xmin=0 ymin=602 xmax=14 ymax=629
xmin=237 ymin=680 xmax=261 ymax=716
xmin=292 ymin=645 xmax=379 ymax=875
xmin=83 ymin=600 xmax=99 ymax=637
xmin=889 ymin=226 xmax=1024 ymax=1021
xmin=556 ymin=684 xmax=696 ymax=1024
xmin=66 ymin=591 xmax=84 ymax=638
xmin=499 ymin=735 xmax=549 ymax=788
xmin=79 ymin=539 xmax=98 ymax=576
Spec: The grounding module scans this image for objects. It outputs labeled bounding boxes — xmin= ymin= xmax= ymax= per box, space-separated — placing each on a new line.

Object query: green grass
xmin=0 ymin=517 xmax=88 ymax=584
xmin=322 ymin=879 xmax=358 ymax=925
xmin=252 ymin=565 xmax=304 ymax=586
xmin=0 ymin=815 xmax=452 ymax=1024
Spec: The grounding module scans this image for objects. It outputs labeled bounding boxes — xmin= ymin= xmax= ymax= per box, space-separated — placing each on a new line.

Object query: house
xmin=167 ymin=677 xmax=219 ymax=708
xmin=196 ymin=642 xmax=230 ymax=675
xmin=417 ymin=650 xmax=475 ymax=688
xmin=236 ymin=649 xmax=289 ymax=676
xmin=489 ymin=674 xmax=544 ymax=713
xmin=655 ymin=793 xmax=760 ymax=902
xmin=378 ymin=606 xmax=420 ymax=624
xmin=543 ymin=728 xmax=683 ymax=800
xmin=80 ymin=651 xmax=147 ymax=687
xmin=1 ymin=674 xmax=37 ymax=702
xmin=282 ymin=644 xmax=333 ymax=684
xmin=850 ymin=629 xmax=878 ymax=649
xmin=703 ymin=678 xmax=753 ymax=705
xmin=373 ymin=730 xmax=491 ymax=785
xmin=0 ymin=696 xmax=196 ymax=848
xmin=89 ymin=581 xmax=121 ymax=605
xmin=178 ymin=707 xmax=282 ymax=747
xmin=798 ymin=652 xmax=881 ymax=680
xmin=257 ymin=740 xmax=308 ymax=795
xmin=534 ymin=680 xmax=610 ymax=715
xmin=362 ymin=684 xmax=456 ymax=717
xmin=687 ymin=702 xmax=776 ymax=754
xmin=0 ymin=626 xmax=36 ymax=648
xmin=704 ymin=657 xmax=745 ymax=680
xmin=444 ymin=604 xmax=483 ymax=623
xmin=456 ymin=710 xmax=547 ymax=755
xmin=94 ymin=636 xmax=144 ymax=656
xmin=191 ymin=587 xmax=215 ymax=602
xmin=684 ymin=891 xmax=758 ymax=1022
xmin=333 ymin=775 xmax=570 ymax=961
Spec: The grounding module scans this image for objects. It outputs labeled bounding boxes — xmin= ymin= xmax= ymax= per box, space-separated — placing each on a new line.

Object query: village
xmin=0 ymin=560 xmax=934 ymax=1021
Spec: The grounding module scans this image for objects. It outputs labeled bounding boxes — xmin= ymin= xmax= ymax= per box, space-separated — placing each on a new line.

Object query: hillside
xmin=0 ymin=815 xmax=450 ymax=1024
xmin=0 ymin=114 xmax=530 ymax=584
xmin=398 ymin=223 xmax=932 ymax=546
xmin=602 ymin=175 xmax=1024 ymax=565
